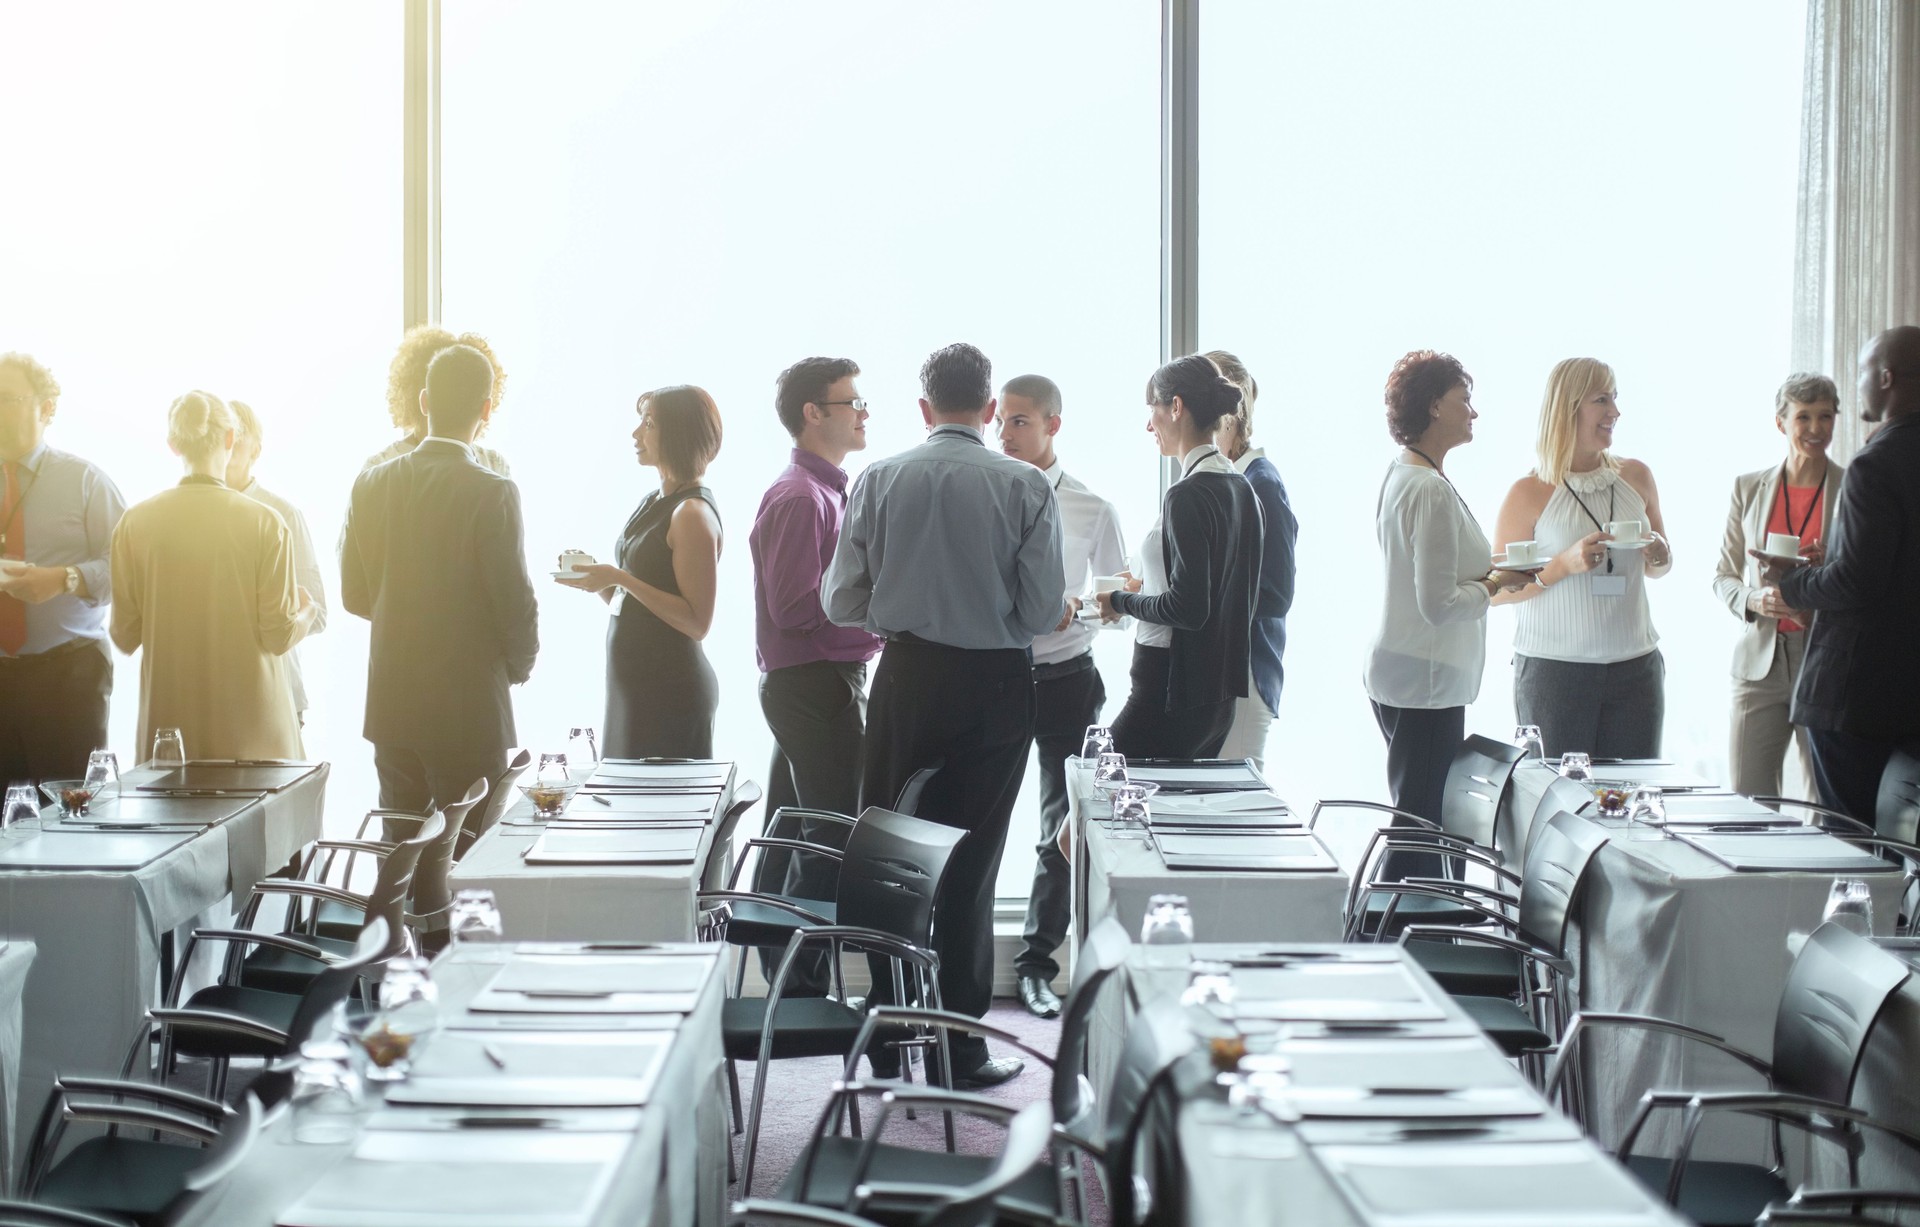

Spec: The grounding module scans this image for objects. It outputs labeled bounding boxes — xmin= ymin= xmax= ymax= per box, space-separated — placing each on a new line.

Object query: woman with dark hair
xmin=1095 ymin=355 xmax=1263 ymax=758
xmin=560 ymin=385 xmax=724 ymax=758
xmin=1365 ymin=352 xmax=1529 ymax=828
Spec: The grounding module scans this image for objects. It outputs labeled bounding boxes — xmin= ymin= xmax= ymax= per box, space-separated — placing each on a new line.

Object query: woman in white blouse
xmin=1491 ymin=358 xmax=1672 ymax=759
xmin=1366 ymin=351 xmax=1530 ymax=826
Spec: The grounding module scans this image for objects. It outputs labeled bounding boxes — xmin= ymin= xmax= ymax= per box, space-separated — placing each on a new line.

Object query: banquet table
xmin=448 ymin=774 xmax=732 ymax=943
xmin=0 ymin=940 xmax=35 ymax=1188
xmin=1114 ymin=942 xmax=1689 ymax=1227
xmin=1068 ymin=761 xmax=1346 ymax=965
xmin=174 ymin=940 xmax=730 ymax=1227
xmin=1499 ymin=761 xmax=1905 ymax=1157
xmin=0 ymin=764 xmax=327 ymax=1169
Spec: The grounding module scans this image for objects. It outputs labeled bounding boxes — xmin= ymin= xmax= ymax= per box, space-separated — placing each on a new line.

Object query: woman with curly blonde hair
xmin=361 ymin=326 xmax=511 ymax=475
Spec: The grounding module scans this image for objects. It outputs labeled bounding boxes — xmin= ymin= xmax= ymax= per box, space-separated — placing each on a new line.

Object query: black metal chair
xmin=776 ymin=917 xmax=1135 ymax=1223
xmin=701 ymin=779 xmax=766 ymax=892
xmin=1760 ymin=1189 xmax=1920 ymax=1225
xmin=455 ymin=748 xmax=534 ymax=857
xmin=703 ymin=806 xmax=967 ymax=1192
xmin=1524 ymin=773 xmax=1599 ymax=860
xmin=142 ymin=915 xmax=394 ymax=1098
xmin=1395 ymin=810 xmax=1612 ymax=1083
xmin=730 ymin=1099 xmax=1053 ymax=1227
xmin=22 ymin=1087 xmax=260 ymax=1227
xmin=1545 ymin=922 xmax=1920 ymax=1227
xmin=0 ymin=1203 xmax=136 ymax=1226
xmin=310 ymin=778 xmax=490 ymax=950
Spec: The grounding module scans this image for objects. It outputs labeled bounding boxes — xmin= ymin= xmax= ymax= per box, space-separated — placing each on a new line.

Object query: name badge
xmin=1590 ymin=574 xmax=1628 ymax=598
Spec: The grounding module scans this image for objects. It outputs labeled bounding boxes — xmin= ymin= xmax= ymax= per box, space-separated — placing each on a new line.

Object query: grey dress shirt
xmin=1 ymin=444 xmax=126 ymax=657
xmin=824 ymin=423 xmax=1067 ymax=650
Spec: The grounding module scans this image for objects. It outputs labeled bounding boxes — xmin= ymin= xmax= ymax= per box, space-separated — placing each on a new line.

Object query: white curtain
xmin=1793 ymin=0 xmax=1920 ymax=458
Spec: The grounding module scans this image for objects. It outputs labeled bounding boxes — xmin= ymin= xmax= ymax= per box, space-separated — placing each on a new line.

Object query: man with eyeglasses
xmin=748 ymin=357 xmax=883 ymax=995
xmin=825 ymin=342 xmax=1066 ymax=1088
xmin=994 ymin=375 xmax=1126 ymax=1019
xmin=0 ymin=352 xmax=126 ymax=788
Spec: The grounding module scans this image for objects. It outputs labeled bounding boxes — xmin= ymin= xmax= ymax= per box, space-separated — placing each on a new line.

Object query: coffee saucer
xmin=1493 ymin=557 xmax=1548 ymax=573
xmin=552 ymin=570 xmax=586 ymax=581
xmin=1607 ymin=539 xmax=1651 ymax=551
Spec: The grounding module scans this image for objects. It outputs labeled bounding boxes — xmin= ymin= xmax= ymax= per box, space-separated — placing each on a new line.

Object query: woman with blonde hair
xmin=362 ymin=325 xmax=511 ymax=475
xmin=1492 ymin=358 xmax=1672 ymax=758
xmin=111 ymin=391 xmax=316 ymax=760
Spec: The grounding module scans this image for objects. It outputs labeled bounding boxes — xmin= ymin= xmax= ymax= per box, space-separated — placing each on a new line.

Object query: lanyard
xmin=1563 ymin=478 xmax=1618 ymax=574
xmin=1772 ymin=460 xmax=1826 ymax=541
xmin=1179 ymin=446 xmax=1221 ymax=480
xmin=1405 ymin=448 xmax=1482 ymax=528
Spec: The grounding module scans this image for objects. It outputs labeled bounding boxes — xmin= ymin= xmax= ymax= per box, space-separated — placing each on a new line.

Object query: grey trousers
xmin=1729 ymin=630 xmax=1813 ymax=799
xmin=1513 ymin=648 xmax=1665 ymax=760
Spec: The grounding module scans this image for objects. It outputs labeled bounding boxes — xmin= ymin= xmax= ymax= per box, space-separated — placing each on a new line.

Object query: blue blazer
xmin=1241 ymin=455 xmax=1298 ymax=715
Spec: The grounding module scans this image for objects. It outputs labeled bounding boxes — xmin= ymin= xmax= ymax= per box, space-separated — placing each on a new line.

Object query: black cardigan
xmin=1111 ymin=470 xmax=1264 ymax=713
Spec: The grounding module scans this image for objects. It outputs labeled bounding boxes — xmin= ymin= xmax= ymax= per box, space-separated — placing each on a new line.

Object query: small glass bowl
xmin=40 ymin=779 xmax=104 ymax=818
xmin=517 ymin=780 xmax=581 ymax=818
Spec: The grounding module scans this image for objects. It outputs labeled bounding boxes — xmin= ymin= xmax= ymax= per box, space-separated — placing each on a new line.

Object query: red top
xmin=1765 ymin=483 xmax=1824 ymax=632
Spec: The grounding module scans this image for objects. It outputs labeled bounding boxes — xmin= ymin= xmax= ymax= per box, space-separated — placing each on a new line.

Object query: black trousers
xmin=0 ymin=639 xmax=112 ymax=789
xmin=374 ymin=743 xmax=508 ymax=839
xmin=1370 ymin=701 xmax=1464 ymax=880
xmin=1806 ymin=726 xmax=1901 ymax=826
xmin=1110 ymin=644 xmax=1234 ymax=760
xmin=759 ymin=658 xmax=869 ymax=995
xmin=1017 ymin=654 xmax=1105 ymax=981
xmin=862 ymin=638 xmax=1035 ymax=1072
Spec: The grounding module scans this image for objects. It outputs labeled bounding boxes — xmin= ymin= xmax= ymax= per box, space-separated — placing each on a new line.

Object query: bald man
xmin=1758 ymin=325 xmax=1920 ymax=820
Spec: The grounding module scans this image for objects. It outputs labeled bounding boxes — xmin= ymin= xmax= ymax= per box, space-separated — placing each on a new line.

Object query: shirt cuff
xmin=76 ymin=559 xmax=111 ymax=606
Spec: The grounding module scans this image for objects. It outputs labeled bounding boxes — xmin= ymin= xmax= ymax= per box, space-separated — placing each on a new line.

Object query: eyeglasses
xmin=817 ymin=399 xmax=868 ymax=412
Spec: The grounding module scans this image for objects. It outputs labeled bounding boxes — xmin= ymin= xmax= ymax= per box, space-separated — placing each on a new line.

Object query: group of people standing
xmin=1364 ymin=326 xmax=1920 ymax=838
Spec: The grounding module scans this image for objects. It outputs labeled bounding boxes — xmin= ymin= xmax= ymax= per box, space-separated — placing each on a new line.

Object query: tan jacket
xmin=110 ymin=481 xmax=314 ymax=760
xmin=1712 ymin=460 xmax=1844 ymax=681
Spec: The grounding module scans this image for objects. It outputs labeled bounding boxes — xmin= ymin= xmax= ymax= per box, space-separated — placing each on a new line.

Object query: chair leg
xmin=740 ymin=1047 xmax=773 ymax=1194
xmin=727 ymin=1059 xmax=743 ymax=1134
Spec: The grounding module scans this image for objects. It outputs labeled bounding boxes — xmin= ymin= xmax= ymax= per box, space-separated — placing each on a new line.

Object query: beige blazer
xmin=1712 ymin=459 xmax=1844 ymax=681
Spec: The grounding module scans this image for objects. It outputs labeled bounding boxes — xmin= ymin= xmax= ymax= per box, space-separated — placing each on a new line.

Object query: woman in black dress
xmin=560 ymin=385 xmax=724 ymax=758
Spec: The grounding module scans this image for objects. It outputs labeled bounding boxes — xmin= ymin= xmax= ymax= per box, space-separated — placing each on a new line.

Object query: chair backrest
xmin=411 ymin=776 xmax=488 ymax=920
xmin=0 ymin=1202 xmax=139 ymax=1226
xmin=893 ymin=765 xmax=942 ymax=816
xmin=360 ymin=812 xmax=444 ymax=955
xmin=1102 ymin=997 xmax=1197 ymax=1227
xmin=456 ymin=749 xmax=533 ymax=857
xmin=1774 ymin=921 xmax=1911 ymax=1104
xmin=918 ymin=1100 xmax=1055 ymax=1227
xmin=181 ymin=1092 xmax=261 ymax=1193
xmin=1877 ymin=749 xmax=1920 ymax=844
xmin=700 ymin=779 xmax=763 ymax=891
xmin=1516 ymin=811 xmax=1611 ymax=957
xmin=1439 ymin=734 xmax=1525 ymax=848
xmin=1526 ymin=775 xmax=1598 ymax=861
xmin=1054 ymin=917 xmax=1134 ymax=1131
xmin=835 ymin=806 xmax=966 ymax=946
xmin=749 ymin=805 xmax=853 ymax=895
xmin=285 ymin=915 xmax=395 ymax=1056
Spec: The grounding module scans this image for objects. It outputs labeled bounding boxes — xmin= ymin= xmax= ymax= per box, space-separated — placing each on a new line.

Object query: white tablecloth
xmin=0 ymin=940 xmax=34 ymax=1189
xmin=448 ymin=793 xmax=725 ymax=943
xmin=173 ymin=942 xmax=731 ymax=1227
xmin=0 ymin=767 xmax=326 ymax=1164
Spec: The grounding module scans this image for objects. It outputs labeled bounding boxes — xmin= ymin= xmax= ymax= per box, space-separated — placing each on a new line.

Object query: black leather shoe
xmin=1018 ymin=974 xmax=1062 ymax=1019
xmin=952 ymin=1056 xmax=1025 ymax=1090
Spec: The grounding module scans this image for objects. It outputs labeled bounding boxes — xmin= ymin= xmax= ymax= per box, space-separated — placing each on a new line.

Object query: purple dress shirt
xmin=751 ymin=448 xmax=884 ymax=673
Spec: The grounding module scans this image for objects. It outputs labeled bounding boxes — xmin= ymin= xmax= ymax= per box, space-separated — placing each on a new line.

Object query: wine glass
xmin=1079 ymin=725 xmax=1115 ymax=762
xmin=85 ymin=750 xmax=121 ymax=803
xmin=1823 ymin=878 xmax=1873 ymax=937
xmin=1557 ymin=751 xmax=1592 ymax=784
xmin=1093 ymin=751 xmax=1128 ymax=794
xmin=449 ymin=888 xmax=504 ymax=946
xmin=1513 ymin=725 xmax=1546 ymax=763
xmin=1141 ymin=894 xmax=1194 ymax=968
xmin=289 ymin=1038 xmax=363 ymax=1144
xmin=566 ymin=727 xmax=599 ymax=770
xmin=2 ymin=784 xmax=40 ymax=837
xmin=150 ymin=728 xmax=186 ymax=770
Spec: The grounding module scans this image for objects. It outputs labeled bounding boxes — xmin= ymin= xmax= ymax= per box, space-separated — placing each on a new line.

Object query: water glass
xmin=85 ymin=750 xmax=121 ymax=802
xmin=1109 ymin=781 xmax=1158 ymax=843
xmin=1557 ymin=751 xmax=1593 ymax=784
xmin=449 ymin=888 xmax=504 ymax=946
xmin=566 ymin=726 xmax=599 ymax=769
xmin=1141 ymin=894 xmax=1195 ymax=968
xmin=1823 ymin=878 xmax=1874 ymax=937
xmin=2 ymin=784 xmax=39 ymax=837
xmin=1513 ymin=725 xmax=1546 ymax=763
xmin=150 ymin=728 xmax=186 ymax=770
xmin=289 ymin=1039 xmax=363 ymax=1144
xmin=1079 ymin=724 xmax=1115 ymax=761
xmin=535 ymin=752 xmax=571 ymax=787
xmin=1093 ymin=751 xmax=1128 ymax=793
xmin=1626 ymin=786 xmax=1667 ymax=827
xmin=1181 ymin=960 xmax=1239 ymax=1018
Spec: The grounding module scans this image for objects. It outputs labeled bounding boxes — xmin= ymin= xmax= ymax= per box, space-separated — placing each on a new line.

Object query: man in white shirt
xmin=996 ymin=375 xmax=1127 ymax=1018
xmin=226 ymin=400 xmax=328 ymax=725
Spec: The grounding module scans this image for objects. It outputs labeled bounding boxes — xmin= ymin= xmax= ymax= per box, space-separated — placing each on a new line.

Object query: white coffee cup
xmin=558 ymin=550 xmax=596 ymax=574
xmin=1503 ymin=540 xmax=1541 ymax=566
xmin=1092 ymin=576 xmax=1126 ymax=595
xmin=1606 ymin=519 xmax=1644 ymax=544
xmin=1764 ymin=532 xmax=1801 ymax=559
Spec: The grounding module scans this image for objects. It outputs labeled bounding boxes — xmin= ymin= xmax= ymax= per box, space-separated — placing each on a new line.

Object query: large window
xmin=442 ymin=1 xmax=1162 ymax=894
xmin=0 ymin=2 xmax=400 ymax=812
xmin=1200 ymin=2 xmax=1808 ymax=815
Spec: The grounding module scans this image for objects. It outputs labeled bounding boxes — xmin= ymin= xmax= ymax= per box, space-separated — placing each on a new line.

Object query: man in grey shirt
xmin=824 ymin=342 xmax=1065 ymax=1088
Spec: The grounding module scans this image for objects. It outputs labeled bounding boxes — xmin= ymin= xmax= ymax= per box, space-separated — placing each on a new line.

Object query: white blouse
xmin=1133 ymin=444 xmax=1237 ymax=650
xmin=1512 ymin=466 xmax=1659 ymax=665
xmin=1363 ymin=457 xmax=1493 ymax=709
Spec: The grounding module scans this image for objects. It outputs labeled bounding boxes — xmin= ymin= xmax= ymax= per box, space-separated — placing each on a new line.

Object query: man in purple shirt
xmin=750 ymin=356 xmax=884 ymax=993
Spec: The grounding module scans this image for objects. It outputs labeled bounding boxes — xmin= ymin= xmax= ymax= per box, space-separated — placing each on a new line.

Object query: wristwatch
xmin=63 ymin=566 xmax=79 ymax=594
